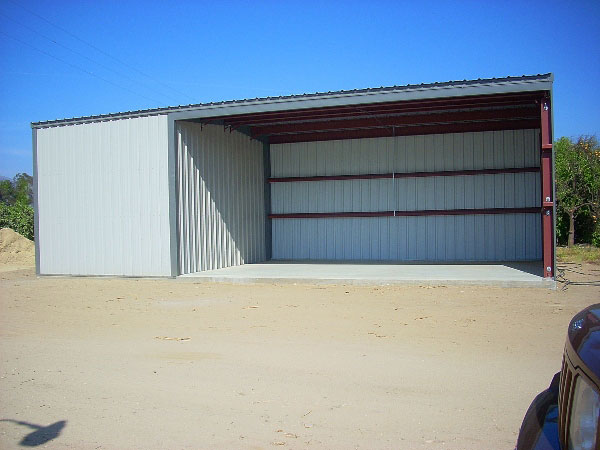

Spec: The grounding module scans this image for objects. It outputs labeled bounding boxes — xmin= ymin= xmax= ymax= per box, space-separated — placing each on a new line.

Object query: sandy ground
xmin=1 ymin=263 xmax=599 ymax=450
xmin=0 ymin=228 xmax=34 ymax=269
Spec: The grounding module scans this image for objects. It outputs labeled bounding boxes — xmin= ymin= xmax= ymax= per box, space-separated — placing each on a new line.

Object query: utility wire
xmin=0 ymin=30 xmax=164 ymax=105
xmin=5 ymin=0 xmax=196 ymax=104
xmin=0 ymin=11 xmax=176 ymax=105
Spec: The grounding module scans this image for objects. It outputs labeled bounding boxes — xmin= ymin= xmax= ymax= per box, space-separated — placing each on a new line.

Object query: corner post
xmin=540 ymin=97 xmax=554 ymax=278
xmin=168 ymin=115 xmax=180 ymax=277
xmin=32 ymin=126 xmax=40 ymax=275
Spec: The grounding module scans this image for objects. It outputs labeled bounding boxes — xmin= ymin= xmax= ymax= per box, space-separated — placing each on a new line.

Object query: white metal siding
xmin=177 ymin=123 xmax=265 ymax=274
xmin=36 ymin=115 xmax=172 ymax=276
xmin=271 ymin=129 xmax=542 ymax=261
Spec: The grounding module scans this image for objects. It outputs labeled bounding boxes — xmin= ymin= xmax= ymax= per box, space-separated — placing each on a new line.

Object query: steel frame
xmin=540 ymin=97 xmax=554 ymax=278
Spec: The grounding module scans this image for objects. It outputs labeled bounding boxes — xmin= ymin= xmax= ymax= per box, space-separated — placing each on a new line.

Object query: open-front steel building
xmin=32 ymin=74 xmax=556 ymax=280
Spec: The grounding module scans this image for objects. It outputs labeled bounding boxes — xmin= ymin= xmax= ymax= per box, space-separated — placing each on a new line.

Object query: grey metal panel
xmin=263 ymin=141 xmax=272 ymax=260
xmin=167 ymin=116 xmax=179 ymax=276
xmin=176 ymin=123 xmax=265 ymax=274
xmin=271 ymin=129 xmax=542 ymax=261
xmin=35 ymin=114 xmax=172 ymax=276
xmin=270 ymin=130 xmax=540 ymax=177
xmin=272 ymin=214 xmax=541 ymax=261
xmin=271 ymin=130 xmax=541 ymax=214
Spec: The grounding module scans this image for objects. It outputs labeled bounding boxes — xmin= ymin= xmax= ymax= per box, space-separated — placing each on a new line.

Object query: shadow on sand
xmin=0 ymin=419 xmax=66 ymax=446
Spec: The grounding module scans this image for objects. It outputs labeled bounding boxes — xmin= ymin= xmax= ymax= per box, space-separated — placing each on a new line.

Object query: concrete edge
xmin=176 ymin=275 xmax=557 ymax=289
xmin=28 ymin=271 xmax=555 ymax=289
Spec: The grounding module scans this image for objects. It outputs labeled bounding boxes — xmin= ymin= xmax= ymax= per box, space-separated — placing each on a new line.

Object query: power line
xmin=0 ymin=30 xmax=165 ymax=104
xmin=0 ymin=11 xmax=176 ymax=105
xmin=4 ymin=0 xmax=196 ymax=104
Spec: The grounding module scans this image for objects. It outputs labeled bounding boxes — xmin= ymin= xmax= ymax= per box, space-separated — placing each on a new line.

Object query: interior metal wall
xmin=177 ymin=123 xmax=265 ymax=273
xmin=271 ymin=129 xmax=542 ymax=261
xmin=35 ymin=115 xmax=173 ymax=276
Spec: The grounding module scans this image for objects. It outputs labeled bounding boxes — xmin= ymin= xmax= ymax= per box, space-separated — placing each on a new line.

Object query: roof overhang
xmin=32 ymin=74 xmax=553 ymax=139
xmin=186 ymin=91 xmax=547 ymax=144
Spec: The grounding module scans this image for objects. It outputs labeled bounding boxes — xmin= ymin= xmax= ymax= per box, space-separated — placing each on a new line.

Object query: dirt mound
xmin=0 ymin=228 xmax=35 ymax=266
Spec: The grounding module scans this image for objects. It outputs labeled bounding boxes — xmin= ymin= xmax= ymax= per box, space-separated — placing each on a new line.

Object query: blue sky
xmin=1 ymin=0 xmax=599 ymax=178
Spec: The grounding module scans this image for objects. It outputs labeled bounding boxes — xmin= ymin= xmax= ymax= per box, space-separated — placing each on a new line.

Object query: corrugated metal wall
xmin=271 ymin=129 xmax=542 ymax=261
xmin=177 ymin=123 xmax=265 ymax=273
xmin=35 ymin=115 xmax=173 ymax=276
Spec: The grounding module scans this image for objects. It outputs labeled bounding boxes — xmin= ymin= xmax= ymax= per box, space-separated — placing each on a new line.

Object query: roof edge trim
xmin=32 ymin=73 xmax=553 ymax=128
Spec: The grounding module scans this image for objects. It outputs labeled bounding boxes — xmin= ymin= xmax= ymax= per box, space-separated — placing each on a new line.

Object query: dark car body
xmin=517 ymin=304 xmax=600 ymax=450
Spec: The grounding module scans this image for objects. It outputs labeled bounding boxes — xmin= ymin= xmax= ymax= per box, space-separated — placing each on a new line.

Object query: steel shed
xmin=32 ymin=74 xmax=555 ymax=279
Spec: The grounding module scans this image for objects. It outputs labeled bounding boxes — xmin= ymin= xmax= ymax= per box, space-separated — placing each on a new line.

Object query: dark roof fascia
xmin=31 ymin=73 xmax=553 ymax=129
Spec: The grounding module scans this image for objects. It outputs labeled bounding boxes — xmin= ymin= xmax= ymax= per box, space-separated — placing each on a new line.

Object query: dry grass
xmin=556 ymin=245 xmax=600 ymax=264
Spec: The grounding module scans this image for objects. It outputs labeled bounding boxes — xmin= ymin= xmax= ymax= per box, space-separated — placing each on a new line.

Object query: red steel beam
xmin=227 ymin=98 xmax=537 ymax=127
xmin=216 ymin=92 xmax=544 ymax=127
xmin=269 ymin=166 xmax=540 ymax=183
xmin=251 ymin=107 xmax=538 ymax=137
xmin=226 ymin=101 xmax=536 ymax=128
xmin=269 ymin=207 xmax=540 ymax=219
xmin=268 ymin=118 xmax=540 ymax=144
xmin=540 ymin=97 xmax=554 ymax=278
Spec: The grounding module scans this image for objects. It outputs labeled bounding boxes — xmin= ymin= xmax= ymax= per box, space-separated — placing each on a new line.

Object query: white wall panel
xmin=36 ymin=115 xmax=172 ymax=276
xmin=177 ymin=123 xmax=265 ymax=274
xmin=271 ymin=129 xmax=541 ymax=261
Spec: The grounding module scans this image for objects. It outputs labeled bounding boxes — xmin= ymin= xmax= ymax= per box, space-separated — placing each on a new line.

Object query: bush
xmin=556 ymin=211 xmax=569 ymax=246
xmin=593 ymin=226 xmax=600 ymax=248
xmin=0 ymin=201 xmax=34 ymax=240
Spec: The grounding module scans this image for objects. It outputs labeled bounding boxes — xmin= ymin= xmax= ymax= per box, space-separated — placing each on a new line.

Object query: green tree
xmin=555 ymin=136 xmax=600 ymax=246
xmin=0 ymin=179 xmax=16 ymax=204
xmin=13 ymin=173 xmax=33 ymax=205
xmin=0 ymin=202 xmax=34 ymax=240
xmin=0 ymin=173 xmax=33 ymax=206
xmin=0 ymin=173 xmax=34 ymax=240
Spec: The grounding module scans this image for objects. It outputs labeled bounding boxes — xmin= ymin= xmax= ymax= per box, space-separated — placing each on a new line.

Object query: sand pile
xmin=0 ymin=228 xmax=35 ymax=266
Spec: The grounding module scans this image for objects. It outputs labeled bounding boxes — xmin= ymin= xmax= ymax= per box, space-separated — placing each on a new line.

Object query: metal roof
xmin=31 ymin=73 xmax=553 ymax=129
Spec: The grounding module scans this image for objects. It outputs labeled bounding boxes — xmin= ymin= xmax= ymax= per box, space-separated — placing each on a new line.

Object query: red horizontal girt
xmin=251 ymin=107 xmax=538 ymax=137
xmin=267 ymin=118 xmax=540 ymax=144
xmin=269 ymin=207 xmax=540 ymax=219
xmin=203 ymin=92 xmax=545 ymax=128
xmin=268 ymin=166 xmax=540 ymax=183
xmin=231 ymin=99 xmax=538 ymax=128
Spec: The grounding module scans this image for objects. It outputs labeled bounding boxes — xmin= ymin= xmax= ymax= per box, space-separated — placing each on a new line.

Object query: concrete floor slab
xmin=179 ymin=260 xmax=556 ymax=288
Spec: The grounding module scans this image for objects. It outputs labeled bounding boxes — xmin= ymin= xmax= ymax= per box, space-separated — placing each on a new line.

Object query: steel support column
xmin=540 ymin=97 xmax=554 ymax=278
